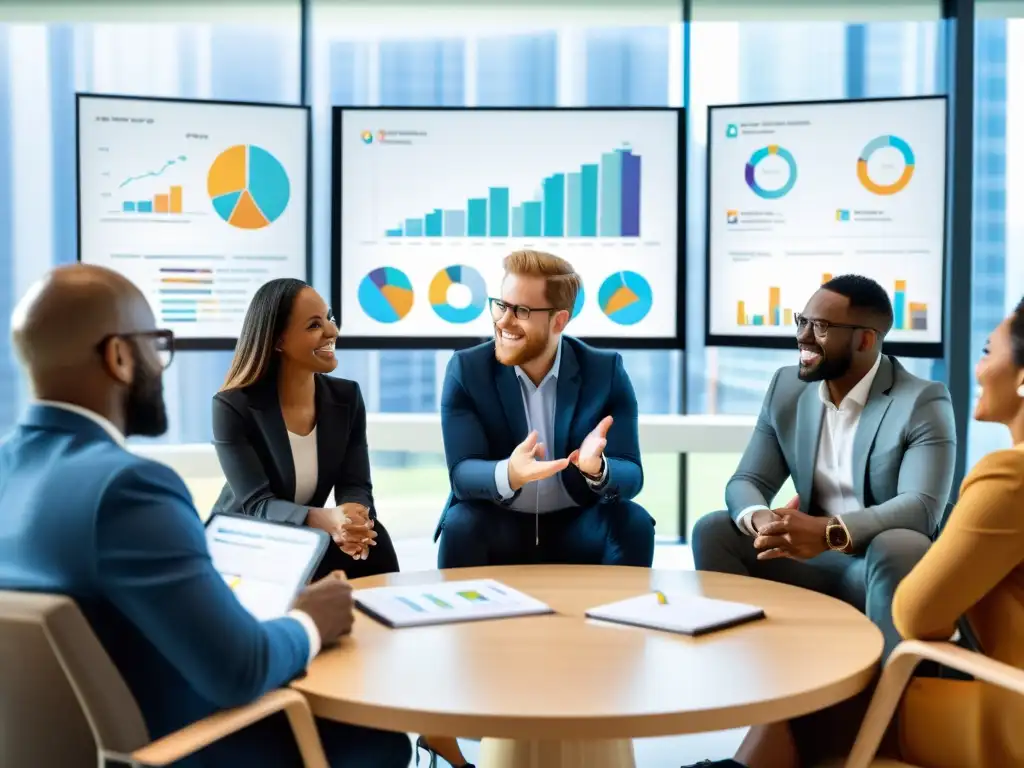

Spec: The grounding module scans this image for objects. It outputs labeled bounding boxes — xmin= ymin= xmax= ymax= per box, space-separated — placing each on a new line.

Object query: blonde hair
xmin=502 ymin=250 xmax=581 ymax=312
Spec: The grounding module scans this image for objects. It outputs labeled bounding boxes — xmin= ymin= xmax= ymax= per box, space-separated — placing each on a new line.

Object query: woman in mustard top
xmin=684 ymin=299 xmax=1024 ymax=768
xmin=889 ymin=297 xmax=1024 ymax=767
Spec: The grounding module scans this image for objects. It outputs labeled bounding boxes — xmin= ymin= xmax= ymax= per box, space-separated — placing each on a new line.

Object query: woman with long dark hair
xmin=211 ymin=278 xmax=398 ymax=579
xmin=211 ymin=278 xmax=471 ymax=768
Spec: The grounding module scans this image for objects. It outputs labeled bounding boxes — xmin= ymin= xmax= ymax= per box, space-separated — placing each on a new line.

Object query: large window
xmin=0 ymin=3 xmax=301 ymax=445
xmin=968 ymin=10 xmax=1020 ymax=467
xmin=683 ymin=16 xmax=946 ymax=535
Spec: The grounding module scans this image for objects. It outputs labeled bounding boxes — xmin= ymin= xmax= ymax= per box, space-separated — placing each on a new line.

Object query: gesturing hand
xmin=754 ymin=503 xmax=829 ymax=561
xmin=568 ymin=415 xmax=613 ymax=477
xmin=507 ymin=430 xmax=570 ymax=491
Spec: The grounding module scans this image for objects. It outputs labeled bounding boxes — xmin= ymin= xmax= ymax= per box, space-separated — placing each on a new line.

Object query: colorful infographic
xmin=429 ymin=265 xmax=488 ymax=324
xmin=77 ymin=95 xmax=309 ymax=344
xmin=358 ymin=267 xmax=414 ymax=324
xmin=335 ymin=108 xmax=681 ymax=342
xmin=706 ymin=97 xmax=946 ymax=349
xmin=598 ymin=271 xmax=653 ymax=326
xmin=207 ymin=144 xmax=291 ymax=229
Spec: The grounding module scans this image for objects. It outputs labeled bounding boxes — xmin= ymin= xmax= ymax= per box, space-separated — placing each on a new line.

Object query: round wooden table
xmin=292 ymin=566 xmax=883 ymax=768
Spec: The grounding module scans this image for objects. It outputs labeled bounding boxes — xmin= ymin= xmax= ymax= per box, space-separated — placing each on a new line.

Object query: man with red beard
xmin=434 ymin=250 xmax=654 ymax=568
xmin=690 ymin=274 xmax=957 ymax=668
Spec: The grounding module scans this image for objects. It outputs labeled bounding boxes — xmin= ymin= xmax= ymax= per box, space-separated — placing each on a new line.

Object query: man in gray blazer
xmin=692 ymin=275 xmax=956 ymax=659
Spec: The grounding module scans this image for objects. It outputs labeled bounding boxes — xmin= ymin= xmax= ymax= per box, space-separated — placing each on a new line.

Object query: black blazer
xmin=211 ymin=374 xmax=375 ymax=524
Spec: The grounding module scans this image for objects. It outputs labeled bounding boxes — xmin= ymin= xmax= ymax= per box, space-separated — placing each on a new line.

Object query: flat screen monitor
xmin=705 ymin=96 xmax=948 ymax=358
xmin=76 ymin=94 xmax=310 ymax=350
xmin=332 ymin=107 xmax=685 ymax=349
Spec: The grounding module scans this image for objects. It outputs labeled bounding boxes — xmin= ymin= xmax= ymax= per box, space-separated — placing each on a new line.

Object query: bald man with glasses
xmin=691 ymin=274 xmax=957 ymax=664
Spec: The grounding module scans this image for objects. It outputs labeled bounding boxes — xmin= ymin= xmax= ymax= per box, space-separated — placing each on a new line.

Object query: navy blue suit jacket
xmin=436 ymin=336 xmax=644 ymax=537
xmin=0 ymin=406 xmax=310 ymax=767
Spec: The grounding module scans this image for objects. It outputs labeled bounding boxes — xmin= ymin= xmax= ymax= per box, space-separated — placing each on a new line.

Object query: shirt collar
xmin=515 ymin=337 xmax=563 ymax=392
xmin=34 ymin=400 xmax=126 ymax=447
xmin=817 ymin=353 xmax=882 ymax=410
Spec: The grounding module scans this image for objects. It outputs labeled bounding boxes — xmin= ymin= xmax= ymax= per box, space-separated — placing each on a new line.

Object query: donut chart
xmin=429 ymin=265 xmax=487 ymax=324
xmin=745 ymin=145 xmax=797 ymax=200
xmin=857 ymin=134 xmax=915 ymax=195
xmin=598 ymin=271 xmax=652 ymax=326
xmin=207 ymin=144 xmax=290 ymax=229
xmin=358 ymin=267 xmax=414 ymax=324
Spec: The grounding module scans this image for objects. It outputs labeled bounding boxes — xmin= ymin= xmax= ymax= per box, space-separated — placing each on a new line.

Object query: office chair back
xmin=0 ymin=590 xmax=150 ymax=767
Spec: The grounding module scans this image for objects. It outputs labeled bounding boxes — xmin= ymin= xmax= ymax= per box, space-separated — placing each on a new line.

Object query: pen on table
xmin=654 ymin=590 xmax=669 ymax=605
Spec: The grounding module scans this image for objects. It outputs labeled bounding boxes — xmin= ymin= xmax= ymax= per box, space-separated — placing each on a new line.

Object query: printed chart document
xmin=586 ymin=592 xmax=765 ymax=636
xmin=355 ymin=579 xmax=554 ymax=628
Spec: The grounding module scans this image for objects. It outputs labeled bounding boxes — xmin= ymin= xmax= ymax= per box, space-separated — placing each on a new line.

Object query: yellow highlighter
xmin=654 ymin=590 xmax=669 ymax=605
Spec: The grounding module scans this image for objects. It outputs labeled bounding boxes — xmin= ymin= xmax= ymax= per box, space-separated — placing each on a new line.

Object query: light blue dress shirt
xmin=493 ymin=339 xmax=608 ymax=513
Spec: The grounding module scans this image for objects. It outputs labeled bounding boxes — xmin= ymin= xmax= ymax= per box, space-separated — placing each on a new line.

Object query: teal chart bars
xmin=386 ymin=149 xmax=641 ymax=240
xmin=335 ymin=108 xmax=682 ymax=344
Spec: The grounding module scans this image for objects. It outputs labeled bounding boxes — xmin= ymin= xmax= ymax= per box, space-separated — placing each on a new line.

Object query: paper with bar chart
xmin=354 ymin=578 xmax=554 ymax=628
xmin=706 ymin=97 xmax=946 ymax=348
xmin=77 ymin=95 xmax=308 ymax=342
xmin=336 ymin=109 xmax=681 ymax=340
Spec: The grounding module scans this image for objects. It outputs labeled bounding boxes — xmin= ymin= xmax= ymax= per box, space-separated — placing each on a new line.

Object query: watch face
xmin=827 ymin=525 xmax=848 ymax=548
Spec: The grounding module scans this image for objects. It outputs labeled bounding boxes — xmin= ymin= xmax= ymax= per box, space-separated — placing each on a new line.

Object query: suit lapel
xmin=313 ymin=376 xmax=342 ymax=503
xmin=496 ymin=363 xmax=529 ymax=443
xmin=250 ymin=381 xmax=295 ymax=501
xmin=554 ymin=341 xmax=580 ymax=459
xmin=795 ymin=384 xmax=824 ymax=511
xmin=852 ymin=356 xmax=895 ymax=505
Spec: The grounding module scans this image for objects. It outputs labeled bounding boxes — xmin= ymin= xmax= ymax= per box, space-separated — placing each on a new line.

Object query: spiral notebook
xmin=586 ymin=592 xmax=765 ymax=636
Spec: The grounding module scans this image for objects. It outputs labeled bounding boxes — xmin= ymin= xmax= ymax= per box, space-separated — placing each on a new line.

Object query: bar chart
xmin=383 ymin=147 xmax=642 ymax=239
xmin=734 ymin=274 xmax=926 ymax=331
xmin=121 ymin=185 xmax=184 ymax=215
xmin=154 ymin=261 xmax=274 ymax=327
xmin=338 ymin=108 xmax=680 ymax=340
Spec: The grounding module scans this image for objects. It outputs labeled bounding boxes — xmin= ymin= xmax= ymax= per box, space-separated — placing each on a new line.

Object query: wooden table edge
xmin=294 ymin=659 xmax=879 ymax=740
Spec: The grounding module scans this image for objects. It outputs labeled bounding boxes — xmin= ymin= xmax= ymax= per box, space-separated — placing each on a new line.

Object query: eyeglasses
xmin=96 ymin=330 xmax=175 ymax=370
xmin=794 ymin=313 xmax=879 ymax=340
xmin=489 ymin=298 xmax=559 ymax=322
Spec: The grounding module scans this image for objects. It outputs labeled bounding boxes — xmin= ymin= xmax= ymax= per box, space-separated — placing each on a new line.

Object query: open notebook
xmin=586 ymin=592 xmax=765 ymax=636
xmin=355 ymin=579 xmax=554 ymax=628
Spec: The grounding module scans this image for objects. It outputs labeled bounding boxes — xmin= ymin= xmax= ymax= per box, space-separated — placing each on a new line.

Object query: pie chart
xmin=358 ymin=267 xmax=414 ymax=324
xmin=598 ymin=271 xmax=653 ymax=326
xmin=207 ymin=144 xmax=290 ymax=229
xmin=429 ymin=265 xmax=487 ymax=324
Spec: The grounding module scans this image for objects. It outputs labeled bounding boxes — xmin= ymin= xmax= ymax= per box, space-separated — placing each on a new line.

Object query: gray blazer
xmin=726 ymin=355 xmax=957 ymax=546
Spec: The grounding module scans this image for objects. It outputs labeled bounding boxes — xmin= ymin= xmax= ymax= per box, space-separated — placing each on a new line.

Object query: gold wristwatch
xmin=825 ymin=517 xmax=851 ymax=552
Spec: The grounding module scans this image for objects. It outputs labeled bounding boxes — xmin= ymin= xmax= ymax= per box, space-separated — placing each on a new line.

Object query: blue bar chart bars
xmin=383 ymin=147 xmax=641 ymax=238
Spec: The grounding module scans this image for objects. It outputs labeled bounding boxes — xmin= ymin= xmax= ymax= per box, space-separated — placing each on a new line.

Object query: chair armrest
xmin=844 ymin=640 xmax=1024 ymax=768
xmin=130 ymin=689 xmax=329 ymax=768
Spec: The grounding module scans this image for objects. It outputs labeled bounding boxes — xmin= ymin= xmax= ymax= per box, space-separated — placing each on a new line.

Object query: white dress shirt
xmin=288 ymin=427 xmax=319 ymax=506
xmin=493 ymin=339 xmax=609 ymax=512
xmin=736 ymin=354 xmax=882 ymax=539
xmin=35 ymin=400 xmax=322 ymax=663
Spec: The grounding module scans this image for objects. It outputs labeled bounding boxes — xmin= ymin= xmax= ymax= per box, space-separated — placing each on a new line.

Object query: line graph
xmin=119 ymin=155 xmax=188 ymax=188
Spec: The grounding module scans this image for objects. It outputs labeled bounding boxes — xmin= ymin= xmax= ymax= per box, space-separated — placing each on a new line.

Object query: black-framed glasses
xmin=794 ymin=313 xmax=879 ymax=340
xmin=489 ymin=297 xmax=559 ymax=322
xmin=96 ymin=330 xmax=175 ymax=370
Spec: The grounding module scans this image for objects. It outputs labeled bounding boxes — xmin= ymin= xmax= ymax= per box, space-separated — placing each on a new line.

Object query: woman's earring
xmin=1018 ymin=384 xmax=1024 ymax=398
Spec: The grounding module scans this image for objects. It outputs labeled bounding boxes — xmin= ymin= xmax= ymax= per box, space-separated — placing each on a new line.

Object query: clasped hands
xmin=751 ymin=495 xmax=832 ymax=561
xmin=507 ymin=415 xmax=612 ymax=491
xmin=307 ymin=503 xmax=377 ymax=560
